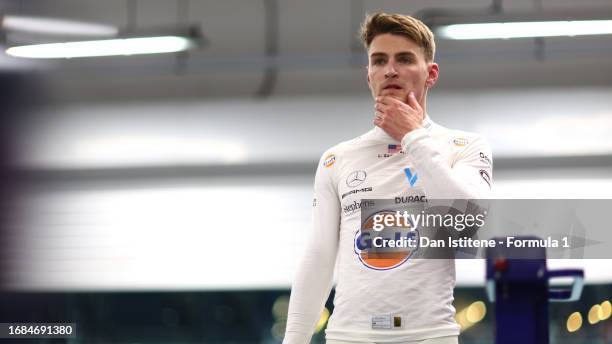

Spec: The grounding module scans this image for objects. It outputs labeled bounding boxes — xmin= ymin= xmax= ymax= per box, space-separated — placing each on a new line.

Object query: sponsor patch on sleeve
xmin=479 ymin=152 xmax=492 ymax=166
xmin=479 ymin=169 xmax=491 ymax=187
xmin=453 ymin=137 xmax=469 ymax=146
xmin=322 ymin=154 xmax=336 ymax=168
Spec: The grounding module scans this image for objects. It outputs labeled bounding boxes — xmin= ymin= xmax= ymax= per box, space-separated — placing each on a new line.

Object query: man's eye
xmin=399 ymin=57 xmax=413 ymax=63
xmin=372 ymin=59 xmax=385 ymax=65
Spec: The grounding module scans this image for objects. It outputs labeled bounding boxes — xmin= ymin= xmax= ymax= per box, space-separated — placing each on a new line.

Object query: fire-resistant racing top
xmin=283 ymin=116 xmax=493 ymax=343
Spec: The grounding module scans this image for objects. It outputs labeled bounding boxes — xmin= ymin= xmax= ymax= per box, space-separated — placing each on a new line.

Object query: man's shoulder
xmin=430 ymin=121 xmax=490 ymax=150
xmin=318 ymin=131 xmax=371 ymax=163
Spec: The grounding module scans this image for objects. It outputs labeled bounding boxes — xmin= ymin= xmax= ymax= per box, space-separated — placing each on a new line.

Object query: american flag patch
xmin=388 ymin=144 xmax=402 ymax=154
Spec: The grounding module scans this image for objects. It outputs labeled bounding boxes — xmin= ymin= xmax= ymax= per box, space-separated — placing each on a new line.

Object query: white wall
xmin=5 ymin=173 xmax=612 ymax=291
xmin=5 ymin=86 xmax=612 ymax=291
xmin=16 ymin=87 xmax=612 ymax=169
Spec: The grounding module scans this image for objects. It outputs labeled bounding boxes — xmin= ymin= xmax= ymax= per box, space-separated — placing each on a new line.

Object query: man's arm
xmin=283 ymin=153 xmax=341 ymax=344
xmin=402 ymin=131 xmax=493 ymax=199
xmin=374 ymin=93 xmax=492 ymax=198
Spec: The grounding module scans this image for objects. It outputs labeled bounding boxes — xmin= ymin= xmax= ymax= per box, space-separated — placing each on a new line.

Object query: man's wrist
xmin=401 ymin=127 xmax=428 ymax=149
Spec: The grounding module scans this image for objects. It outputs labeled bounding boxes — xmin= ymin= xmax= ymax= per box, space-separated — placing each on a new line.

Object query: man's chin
xmin=381 ymin=91 xmax=407 ymax=102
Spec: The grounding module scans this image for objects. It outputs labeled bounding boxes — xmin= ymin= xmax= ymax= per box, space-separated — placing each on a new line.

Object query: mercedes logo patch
xmin=346 ymin=170 xmax=367 ymax=188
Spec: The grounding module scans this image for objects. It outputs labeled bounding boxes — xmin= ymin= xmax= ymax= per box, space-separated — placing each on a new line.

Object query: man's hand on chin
xmin=373 ymin=91 xmax=424 ymax=141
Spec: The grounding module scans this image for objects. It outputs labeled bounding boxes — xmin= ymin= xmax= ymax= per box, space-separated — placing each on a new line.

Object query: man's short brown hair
xmin=360 ymin=12 xmax=436 ymax=62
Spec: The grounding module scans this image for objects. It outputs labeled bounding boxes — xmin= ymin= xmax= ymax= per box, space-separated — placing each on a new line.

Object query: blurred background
xmin=0 ymin=0 xmax=611 ymax=343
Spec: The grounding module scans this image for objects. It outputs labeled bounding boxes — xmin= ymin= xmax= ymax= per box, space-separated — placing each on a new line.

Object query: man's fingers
xmin=373 ymin=111 xmax=383 ymax=126
xmin=375 ymin=102 xmax=389 ymax=112
xmin=376 ymin=96 xmax=401 ymax=106
xmin=375 ymin=96 xmax=388 ymax=105
xmin=378 ymin=96 xmax=411 ymax=112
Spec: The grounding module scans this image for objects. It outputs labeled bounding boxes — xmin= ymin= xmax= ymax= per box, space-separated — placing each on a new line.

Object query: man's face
xmin=367 ymin=33 xmax=438 ymax=105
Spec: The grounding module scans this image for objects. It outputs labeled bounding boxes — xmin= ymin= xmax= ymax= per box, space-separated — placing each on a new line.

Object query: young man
xmin=284 ymin=13 xmax=493 ymax=344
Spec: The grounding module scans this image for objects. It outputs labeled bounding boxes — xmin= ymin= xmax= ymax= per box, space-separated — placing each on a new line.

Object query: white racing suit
xmin=284 ymin=116 xmax=493 ymax=343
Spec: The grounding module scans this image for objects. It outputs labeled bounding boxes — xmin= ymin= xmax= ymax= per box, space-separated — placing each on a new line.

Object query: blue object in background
xmin=486 ymin=236 xmax=584 ymax=344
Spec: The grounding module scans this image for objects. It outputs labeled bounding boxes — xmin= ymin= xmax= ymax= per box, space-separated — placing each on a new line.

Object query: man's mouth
xmin=383 ymin=84 xmax=402 ymax=90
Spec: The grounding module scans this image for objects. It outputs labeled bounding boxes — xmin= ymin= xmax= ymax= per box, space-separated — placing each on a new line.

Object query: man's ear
xmin=426 ymin=62 xmax=439 ymax=87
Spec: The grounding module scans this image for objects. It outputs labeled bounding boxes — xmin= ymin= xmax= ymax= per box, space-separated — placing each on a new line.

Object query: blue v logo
xmin=404 ymin=168 xmax=418 ymax=187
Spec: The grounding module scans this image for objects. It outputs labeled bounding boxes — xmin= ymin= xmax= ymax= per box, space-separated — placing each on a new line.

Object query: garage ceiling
xmin=1 ymin=0 xmax=612 ymax=102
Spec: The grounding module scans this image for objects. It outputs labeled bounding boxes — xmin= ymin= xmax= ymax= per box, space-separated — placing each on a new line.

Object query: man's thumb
xmin=408 ymin=91 xmax=420 ymax=109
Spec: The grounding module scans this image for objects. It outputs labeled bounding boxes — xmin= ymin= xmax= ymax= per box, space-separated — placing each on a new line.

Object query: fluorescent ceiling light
xmin=2 ymin=15 xmax=117 ymax=36
xmin=438 ymin=20 xmax=612 ymax=40
xmin=5 ymin=36 xmax=194 ymax=58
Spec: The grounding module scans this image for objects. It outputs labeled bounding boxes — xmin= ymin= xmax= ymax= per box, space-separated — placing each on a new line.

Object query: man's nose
xmin=384 ymin=63 xmax=398 ymax=78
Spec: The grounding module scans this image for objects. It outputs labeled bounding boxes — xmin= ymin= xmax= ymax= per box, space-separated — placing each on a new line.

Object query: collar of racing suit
xmin=372 ymin=114 xmax=433 ymax=142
